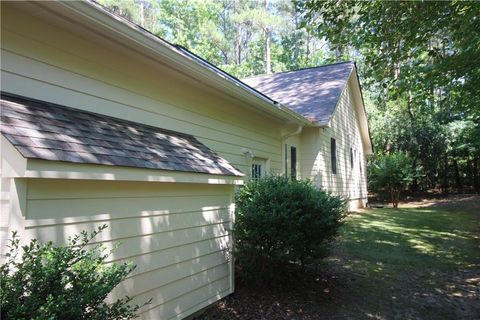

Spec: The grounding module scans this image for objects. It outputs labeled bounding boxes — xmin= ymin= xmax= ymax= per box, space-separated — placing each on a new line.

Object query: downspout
xmin=282 ymin=125 xmax=303 ymax=176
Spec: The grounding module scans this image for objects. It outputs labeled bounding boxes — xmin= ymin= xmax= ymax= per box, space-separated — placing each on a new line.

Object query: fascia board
xmin=25 ymin=159 xmax=244 ymax=185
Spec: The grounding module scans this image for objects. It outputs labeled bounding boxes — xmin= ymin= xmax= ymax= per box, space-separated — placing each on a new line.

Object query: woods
xmin=99 ymin=0 xmax=480 ymax=195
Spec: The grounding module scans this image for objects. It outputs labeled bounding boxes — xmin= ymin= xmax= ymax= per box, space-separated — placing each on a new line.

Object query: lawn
xmin=196 ymin=197 xmax=480 ymax=319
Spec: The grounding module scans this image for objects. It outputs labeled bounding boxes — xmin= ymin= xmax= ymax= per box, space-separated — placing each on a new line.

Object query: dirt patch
xmin=196 ymin=263 xmax=480 ymax=320
xmin=370 ymin=194 xmax=480 ymax=215
xmin=402 ymin=195 xmax=480 ymax=215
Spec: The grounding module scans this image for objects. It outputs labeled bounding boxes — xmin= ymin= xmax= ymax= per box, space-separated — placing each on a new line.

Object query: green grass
xmin=330 ymin=205 xmax=480 ymax=319
xmin=198 ymin=203 xmax=480 ymax=320
xmin=339 ymin=207 xmax=478 ymax=271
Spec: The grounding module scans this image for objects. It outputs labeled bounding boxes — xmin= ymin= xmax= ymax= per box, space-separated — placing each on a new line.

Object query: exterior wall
xmin=14 ymin=178 xmax=235 ymax=320
xmin=0 ymin=4 xmax=285 ymax=177
xmin=300 ymin=79 xmax=368 ymax=209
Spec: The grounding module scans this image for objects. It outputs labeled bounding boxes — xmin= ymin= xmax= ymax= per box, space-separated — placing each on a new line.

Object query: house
xmin=242 ymin=64 xmax=373 ymax=209
xmin=0 ymin=1 xmax=372 ymax=319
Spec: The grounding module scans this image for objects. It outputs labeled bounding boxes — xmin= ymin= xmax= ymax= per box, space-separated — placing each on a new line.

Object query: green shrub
xmin=0 ymin=225 xmax=150 ymax=320
xmin=233 ymin=175 xmax=347 ymax=281
xmin=368 ymin=152 xmax=422 ymax=208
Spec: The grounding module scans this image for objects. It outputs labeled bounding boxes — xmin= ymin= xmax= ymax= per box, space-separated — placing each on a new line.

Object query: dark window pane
xmin=331 ymin=138 xmax=337 ymax=174
xmin=350 ymin=147 xmax=353 ymax=169
xmin=290 ymin=146 xmax=297 ymax=180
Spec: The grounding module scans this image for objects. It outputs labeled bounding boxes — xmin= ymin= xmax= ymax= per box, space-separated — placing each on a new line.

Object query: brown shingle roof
xmin=242 ymin=62 xmax=354 ymax=124
xmin=0 ymin=93 xmax=243 ymax=177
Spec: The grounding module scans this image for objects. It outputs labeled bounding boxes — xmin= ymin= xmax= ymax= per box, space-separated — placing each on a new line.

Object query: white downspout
xmin=282 ymin=125 xmax=303 ymax=176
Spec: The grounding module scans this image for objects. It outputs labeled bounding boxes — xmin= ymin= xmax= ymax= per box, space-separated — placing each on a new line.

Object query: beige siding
xmin=301 ymin=79 xmax=368 ymax=209
xmin=22 ymin=179 xmax=234 ymax=320
xmin=0 ymin=4 xmax=284 ymax=177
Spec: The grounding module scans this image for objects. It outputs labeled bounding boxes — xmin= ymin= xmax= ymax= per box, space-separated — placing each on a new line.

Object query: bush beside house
xmin=233 ymin=175 xmax=347 ymax=282
xmin=0 ymin=225 xmax=149 ymax=320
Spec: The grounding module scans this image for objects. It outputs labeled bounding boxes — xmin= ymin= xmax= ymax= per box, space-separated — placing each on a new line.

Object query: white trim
xmin=23 ymin=159 xmax=244 ymax=185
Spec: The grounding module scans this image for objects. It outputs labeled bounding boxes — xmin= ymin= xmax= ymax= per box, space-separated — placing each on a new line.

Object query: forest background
xmin=99 ymin=0 xmax=480 ymax=195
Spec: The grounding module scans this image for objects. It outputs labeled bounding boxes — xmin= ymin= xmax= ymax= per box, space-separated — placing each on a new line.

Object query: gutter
xmin=52 ymin=0 xmax=312 ymax=127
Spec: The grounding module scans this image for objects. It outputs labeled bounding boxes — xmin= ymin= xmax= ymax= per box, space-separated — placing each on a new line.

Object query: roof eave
xmin=351 ymin=65 xmax=374 ymax=155
xmin=51 ymin=0 xmax=311 ymax=126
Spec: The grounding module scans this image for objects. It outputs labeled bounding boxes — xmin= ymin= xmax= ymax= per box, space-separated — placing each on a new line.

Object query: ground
xmin=195 ymin=196 xmax=480 ymax=320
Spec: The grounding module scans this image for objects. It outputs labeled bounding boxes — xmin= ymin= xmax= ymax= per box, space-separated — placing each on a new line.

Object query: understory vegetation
xmin=368 ymin=152 xmax=422 ymax=207
xmin=0 ymin=225 xmax=149 ymax=320
xmin=233 ymin=175 xmax=347 ymax=282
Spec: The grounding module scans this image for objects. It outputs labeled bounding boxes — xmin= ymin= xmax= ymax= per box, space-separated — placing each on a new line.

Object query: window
xmin=290 ymin=146 xmax=297 ymax=180
xmin=251 ymin=157 xmax=266 ymax=180
xmin=350 ymin=147 xmax=354 ymax=169
xmin=331 ymin=138 xmax=337 ymax=174
xmin=251 ymin=163 xmax=262 ymax=179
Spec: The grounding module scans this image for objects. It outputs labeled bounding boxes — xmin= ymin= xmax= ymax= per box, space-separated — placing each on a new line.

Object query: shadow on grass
xmin=341 ymin=207 xmax=479 ymax=270
xmin=197 ymin=204 xmax=480 ymax=319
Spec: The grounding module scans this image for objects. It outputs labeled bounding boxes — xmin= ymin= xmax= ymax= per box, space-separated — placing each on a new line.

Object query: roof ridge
xmin=242 ymin=61 xmax=355 ymax=80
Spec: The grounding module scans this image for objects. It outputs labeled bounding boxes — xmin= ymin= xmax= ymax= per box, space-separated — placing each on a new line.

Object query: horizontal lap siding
xmin=301 ymin=81 xmax=368 ymax=205
xmin=1 ymin=6 xmax=284 ymax=176
xmin=25 ymin=179 xmax=234 ymax=320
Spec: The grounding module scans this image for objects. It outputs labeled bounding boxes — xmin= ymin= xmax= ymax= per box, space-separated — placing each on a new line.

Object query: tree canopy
xmin=99 ymin=0 xmax=479 ymax=194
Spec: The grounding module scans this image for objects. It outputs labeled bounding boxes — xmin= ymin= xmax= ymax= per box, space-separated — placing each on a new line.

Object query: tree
xmin=368 ymin=153 xmax=421 ymax=208
xmin=304 ymin=0 xmax=480 ymax=194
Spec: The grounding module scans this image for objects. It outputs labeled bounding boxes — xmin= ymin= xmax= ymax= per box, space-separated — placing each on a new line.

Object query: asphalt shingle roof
xmin=242 ymin=62 xmax=354 ymax=124
xmin=0 ymin=93 xmax=243 ymax=176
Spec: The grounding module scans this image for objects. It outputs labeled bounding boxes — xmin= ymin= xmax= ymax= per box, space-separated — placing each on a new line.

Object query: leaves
xmin=0 ymin=226 xmax=150 ymax=320
xmin=368 ymin=153 xmax=422 ymax=207
xmin=234 ymin=175 xmax=347 ymax=283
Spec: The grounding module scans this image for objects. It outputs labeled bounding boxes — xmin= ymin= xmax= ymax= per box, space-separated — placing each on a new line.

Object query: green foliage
xmin=233 ymin=175 xmax=347 ymax=282
xmin=0 ymin=226 xmax=150 ymax=320
xmin=305 ymin=0 xmax=480 ymax=194
xmin=98 ymin=0 xmax=480 ymax=194
xmin=368 ymin=153 xmax=421 ymax=208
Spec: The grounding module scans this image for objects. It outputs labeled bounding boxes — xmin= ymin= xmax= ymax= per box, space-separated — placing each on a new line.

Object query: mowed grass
xmin=331 ymin=205 xmax=480 ymax=319
xmin=340 ymin=206 xmax=478 ymax=274
xmin=197 ymin=201 xmax=480 ymax=320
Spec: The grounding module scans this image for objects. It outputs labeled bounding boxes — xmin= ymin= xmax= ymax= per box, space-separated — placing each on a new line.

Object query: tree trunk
xmin=335 ymin=47 xmax=342 ymax=62
xmin=453 ymin=153 xmax=462 ymax=193
xmin=293 ymin=12 xmax=300 ymax=68
xmin=265 ymin=28 xmax=271 ymax=74
xmin=139 ymin=1 xmax=145 ymax=28
xmin=442 ymin=154 xmax=449 ymax=194
xmin=391 ymin=188 xmax=400 ymax=208
xmin=474 ymin=157 xmax=479 ymax=194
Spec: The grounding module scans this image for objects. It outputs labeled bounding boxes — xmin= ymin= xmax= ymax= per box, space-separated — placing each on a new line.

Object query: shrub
xmin=233 ymin=175 xmax=347 ymax=282
xmin=368 ymin=152 xmax=422 ymax=208
xmin=0 ymin=225 xmax=150 ymax=320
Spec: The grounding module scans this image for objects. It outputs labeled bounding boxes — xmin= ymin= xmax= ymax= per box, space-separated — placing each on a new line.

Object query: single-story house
xmin=0 ymin=1 xmax=372 ymax=319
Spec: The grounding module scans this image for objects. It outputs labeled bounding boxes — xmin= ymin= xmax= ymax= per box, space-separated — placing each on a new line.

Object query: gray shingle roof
xmin=242 ymin=62 xmax=354 ymax=124
xmin=0 ymin=93 xmax=243 ymax=177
